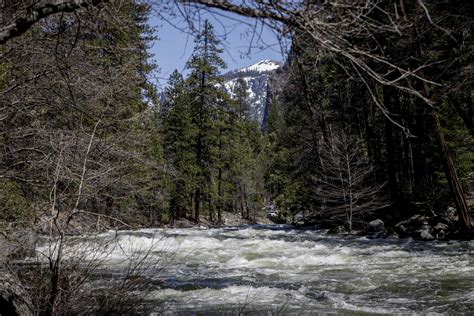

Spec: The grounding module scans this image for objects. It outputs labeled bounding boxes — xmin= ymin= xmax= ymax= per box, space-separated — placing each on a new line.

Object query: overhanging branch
xmin=0 ymin=0 xmax=108 ymax=45
xmin=180 ymin=0 xmax=294 ymax=26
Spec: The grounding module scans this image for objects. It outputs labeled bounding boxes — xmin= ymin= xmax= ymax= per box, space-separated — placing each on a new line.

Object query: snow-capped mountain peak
xmin=239 ymin=59 xmax=281 ymax=73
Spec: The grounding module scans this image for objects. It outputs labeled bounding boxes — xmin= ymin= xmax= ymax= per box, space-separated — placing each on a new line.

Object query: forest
xmin=0 ymin=0 xmax=473 ymax=315
xmin=1 ymin=0 xmax=472 ymax=233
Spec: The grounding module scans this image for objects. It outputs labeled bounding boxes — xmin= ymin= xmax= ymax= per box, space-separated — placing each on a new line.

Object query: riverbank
xmin=35 ymin=209 xmax=273 ymax=234
xmin=169 ymin=211 xmax=273 ymax=229
xmin=292 ymin=207 xmax=474 ymax=241
xmin=2 ymin=206 xmax=472 ymax=266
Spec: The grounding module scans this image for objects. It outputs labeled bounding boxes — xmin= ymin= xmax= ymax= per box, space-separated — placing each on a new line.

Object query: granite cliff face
xmin=223 ymin=60 xmax=282 ymax=127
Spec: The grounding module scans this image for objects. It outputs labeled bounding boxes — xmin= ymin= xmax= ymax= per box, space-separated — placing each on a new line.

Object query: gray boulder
xmin=368 ymin=219 xmax=385 ymax=232
xmin=416 ymin=223 xmax=435 ymax=240
xmin=433 ymin=223 xmax=450 ymax=239
xmin=419 ymin=230 xmax=435 ymax=240
xmin=173 ymin=218 xmax=194 ymax=228
xmin=0 ymin=271 xmax=33 ymax=316
xmin=387 ymin=232 xmax=399 ymax=240
xmin=446 ymin=206 xmax=458 ymax=222
xmin=434 ymin=223 xmax=449 ymax=231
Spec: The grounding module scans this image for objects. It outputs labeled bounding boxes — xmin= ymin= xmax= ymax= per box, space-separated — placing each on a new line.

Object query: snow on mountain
xmin=159 ymin=59 xmax=281 ymax=128
xmin=223 ymin=60 xmax=281 ymax=126
xmin=239 ymin=59 xmax=281 ymax=73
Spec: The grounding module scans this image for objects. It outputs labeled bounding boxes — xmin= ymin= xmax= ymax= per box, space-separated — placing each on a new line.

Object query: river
xmin=35 ymin=224 xmax=474 ymax=314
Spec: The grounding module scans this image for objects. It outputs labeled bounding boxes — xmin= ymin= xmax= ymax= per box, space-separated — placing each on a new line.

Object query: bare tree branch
xmin=0 ymin=0 xmax=108 ymax=45
xmin=180 ymin=0 xmax=294 ymax=25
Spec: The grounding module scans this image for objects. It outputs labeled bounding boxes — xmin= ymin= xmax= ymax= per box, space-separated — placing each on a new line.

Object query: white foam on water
xmin=147 ymin=285 xmax=324 ymax=313
xmin=32 ymin=226 xmax=474 ymax=314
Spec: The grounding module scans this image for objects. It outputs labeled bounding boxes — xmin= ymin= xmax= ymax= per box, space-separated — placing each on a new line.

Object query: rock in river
xmin=368 ymin=219 xmax=385 ymax=232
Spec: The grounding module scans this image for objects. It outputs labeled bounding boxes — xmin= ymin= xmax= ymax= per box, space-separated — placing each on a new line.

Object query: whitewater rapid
xmin=35 ymin=225 xmax=474 ymax=314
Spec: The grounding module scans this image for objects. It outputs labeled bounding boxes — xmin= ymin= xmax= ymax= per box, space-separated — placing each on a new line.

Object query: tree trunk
xmin=46 ymin=233 xmax=65 ymax=316
xmin=243 ymin=189 xmax=250 ymax=220
xmin=383 ymin=88 xmax=399 ymax=204
xmin=240 ymin=191 xmax=246 ymax=219
xmin=419 ymin=78 xmax=471 ymax=230
xmin=194 ymin=188 xmax=200 ymax=222
xmin=430 ymin=107 xmax=471 ymax=230
xmin=208 ymin=193 xmax=214 ymax=222
xmin=217 ymin=167 xmax=222 ymax=223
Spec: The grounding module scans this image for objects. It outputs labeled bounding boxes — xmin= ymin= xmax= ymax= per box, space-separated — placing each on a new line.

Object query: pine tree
xmin=233 ymin=77 xmax=252 ymax=120
xmin=162 ymin=71 xmax=197 ymax=221
xmin=185 ymin=19 xmax=227 ymax=222
xmin=161 ymin=69 xmax=185 ymax=117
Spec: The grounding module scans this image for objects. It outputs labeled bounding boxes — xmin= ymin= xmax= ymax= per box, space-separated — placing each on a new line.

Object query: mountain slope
xmin=223 ymin=60 xmax=282 ymax=126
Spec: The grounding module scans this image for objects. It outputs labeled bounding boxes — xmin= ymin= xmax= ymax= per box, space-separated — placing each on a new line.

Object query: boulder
xmin=292 ymin=221 xmax=306 ymax=227
xmin=368 ymin=219 xmax=385 ymax=232
xmin=367 ymin=229 xmax=390 ymax=239
xmin=396 ymin=224 xmax=408 ymax=235
xmin=387 ymin=232 xmax=399 ymax=240
xmin=395 ymin=215 xmax=427 ymax=238
xmin=432 ymin=222 xmax=450 ymax=239
xmin=268 ymin=215 xmax=287 ymax=224
xmin=393 ymin=210 xmax=459 ymax=240
xmin=446 ymin=206 xmax=458 ymax=222
xmin=434 ymin=223 xmax=449 ymax=231
xmin=419 ymin=230 xmax=435 ymax=240
xmin=420 ymin=224 xmax=432 ymax=231
xmin=0 ymin=271 xmax=33 ymax=316
xmin=173 ymin=218 xmax=195 ymax=228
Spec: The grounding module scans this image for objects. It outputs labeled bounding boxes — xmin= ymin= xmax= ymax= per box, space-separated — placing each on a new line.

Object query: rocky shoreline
xmin=2 ymin=206 xmax=472 ymax=265
xmin=292 ymin=206 xmax=474 ymax=241
xmin=1 ymin=206 xmax=472 ymax=265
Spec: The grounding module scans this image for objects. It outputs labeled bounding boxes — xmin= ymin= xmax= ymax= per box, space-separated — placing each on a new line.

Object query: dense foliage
xmin=0 ymin=0 xmax=161 ymax=228
xmin=263 ymin=2 xmax=474 ymax=230
xmin=160 ymin=21 xmax=267 ymax=223
xmin=0 ymin=1 xmax=472 ymax=232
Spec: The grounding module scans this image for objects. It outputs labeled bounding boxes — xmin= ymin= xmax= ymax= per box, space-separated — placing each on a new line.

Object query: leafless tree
xmin=314 ymin=130 xmax=388 ymax=231
xmin=4 ymin=125 xmax=169 ymax=314
xmin=10 ymin=226 xmax=171 ymax=314
xmin=1 ymin=1 xmax=165 ymax=313
xmin=1 ymin=0 xmax=161 ymax=225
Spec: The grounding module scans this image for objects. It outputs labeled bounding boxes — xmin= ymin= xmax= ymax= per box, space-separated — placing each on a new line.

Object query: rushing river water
xmin=36 ymin=224 xmax=474 ymax=314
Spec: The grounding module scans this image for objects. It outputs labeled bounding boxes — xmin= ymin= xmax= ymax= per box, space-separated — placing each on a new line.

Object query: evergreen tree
xmin=185 ymin=20 xmax=227 ymax=222
xmin=161 ymin=71 xmax=197 ymax=221
xmin=161 ymin=69 xmax=185 ymax=117
xmin=233 ymin=77 xmax=252 ymax=120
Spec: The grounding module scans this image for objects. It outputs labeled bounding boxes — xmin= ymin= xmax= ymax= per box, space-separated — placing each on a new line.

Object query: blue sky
xmin=148 ymin=9 xmax=287 ymax=88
